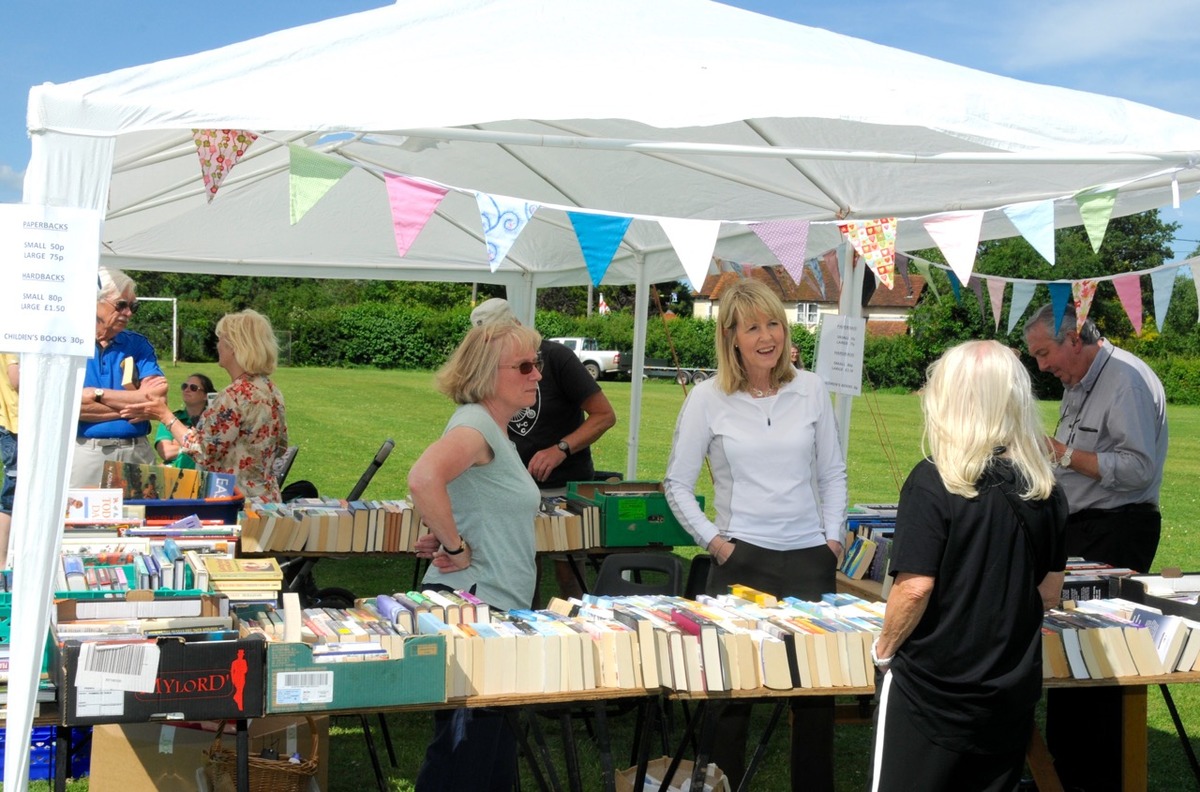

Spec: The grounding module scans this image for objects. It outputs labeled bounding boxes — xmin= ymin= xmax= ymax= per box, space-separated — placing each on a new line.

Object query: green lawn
xmin=27 ymin=365 xmax=1200 ymax=791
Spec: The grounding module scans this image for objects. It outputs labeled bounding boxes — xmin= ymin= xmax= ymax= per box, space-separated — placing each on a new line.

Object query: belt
xmin=77 ymin=436 xmax=144 ymax=448
xmin=1072 ymin=502 xmax=1159 ymax=520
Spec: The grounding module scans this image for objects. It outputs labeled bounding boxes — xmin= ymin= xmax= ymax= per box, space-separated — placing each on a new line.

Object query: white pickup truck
xmin=549 ymin=337 xmax=621 ymax=380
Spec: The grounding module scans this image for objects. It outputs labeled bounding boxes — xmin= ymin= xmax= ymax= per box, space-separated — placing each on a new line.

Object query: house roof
xmin=698 ymin=251 xmax=925 ymax=309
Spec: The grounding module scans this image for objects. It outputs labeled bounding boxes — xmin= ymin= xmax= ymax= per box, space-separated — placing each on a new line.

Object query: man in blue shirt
xmin=70 ymin=267 xmax=168 ymax=488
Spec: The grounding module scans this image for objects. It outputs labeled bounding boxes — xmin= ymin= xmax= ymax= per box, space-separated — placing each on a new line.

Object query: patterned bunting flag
xmin=1150 ymin=268 xmax=1177 ymax=333
xmin=1007 ymin=282 xmax=1037 ymax=335
xmin=193 ymin=129 xmax=258 ymax=203
xmin=839 ymin=219 xmax=897 ymax=289
xmin=476 ymin=193 xmax=539 ymax=271
xmin=384 ymin=174 xmax=448 ymax=257
xmin=288 ymin=145 xmax=353 ymax=224
xmin=1072 ymin=280 xmax=1098 ymax=331
xmin=1075 ymin=189 xmax=1117 ymax=254
xmin=749 ymin=220 xmax=810 ymax=286
xmin=568 ymin=212 xmax=633 ymax=286
xmin=805 ymin=257 xmax=827 ymax=300
xmin=1112 ymin=273 xmax=1144 ymax=335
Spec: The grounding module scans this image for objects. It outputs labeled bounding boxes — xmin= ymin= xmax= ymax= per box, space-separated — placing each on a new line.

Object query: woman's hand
xmin=430 ymin=541 xmax=471 ymax=572
xmin=707 ymin=535 xmax=736 ymax=566
xmin=827 ymin=539 xmax=844 ymax=566
xmin=121 ymin=396 xmax=171 ymax=424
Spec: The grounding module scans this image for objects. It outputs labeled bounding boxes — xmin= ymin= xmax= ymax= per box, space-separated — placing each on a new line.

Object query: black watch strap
xmin=443 ymin=537 xmax=468 ymax=556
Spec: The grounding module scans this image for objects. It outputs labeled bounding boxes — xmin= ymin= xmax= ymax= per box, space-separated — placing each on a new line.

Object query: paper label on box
xmin=77 ymin=642 xmax=160 ymax=692
xmin=274 ymin=670 xmax=334 ymax=704
xmin=76 ymin=686 xmax=127 ymax=718
xmin=616 ymin=499 xmax=648 ymax=521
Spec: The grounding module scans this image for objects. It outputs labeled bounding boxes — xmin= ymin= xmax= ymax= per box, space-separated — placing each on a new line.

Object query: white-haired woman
xmin=870 ymin=340 xmax=1067 ymax=792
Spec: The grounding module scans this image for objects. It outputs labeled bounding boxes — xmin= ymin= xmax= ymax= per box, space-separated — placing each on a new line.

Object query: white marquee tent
xmin=13 ymin=0 xmax=1200 ymax=784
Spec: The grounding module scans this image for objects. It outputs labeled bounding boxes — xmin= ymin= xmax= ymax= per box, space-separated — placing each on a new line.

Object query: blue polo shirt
xmin=79 ymin=331 xmax=165 ymax=439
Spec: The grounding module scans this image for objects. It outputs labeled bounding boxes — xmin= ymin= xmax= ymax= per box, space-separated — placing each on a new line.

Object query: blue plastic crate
xmin=0 ymin=725 xmax=91 ymax=780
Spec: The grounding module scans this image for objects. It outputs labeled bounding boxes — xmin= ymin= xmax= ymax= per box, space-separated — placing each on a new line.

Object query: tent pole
xmin=626 ymin=252 xmax=650 ymax=479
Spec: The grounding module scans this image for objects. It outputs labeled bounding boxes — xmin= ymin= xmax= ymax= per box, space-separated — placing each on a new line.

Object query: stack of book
xmin=202 ymin=556 xmax=284 ymax=604
xmin=239 ymin=497 xmax=427 ymax=554
xmin=1061 ymin=558 xmax=1136 ymax=601
xmin=1041 ymin=598 xmax=1200 ymax=680
xmin=534 ymin=496 xmax=600 ymax=552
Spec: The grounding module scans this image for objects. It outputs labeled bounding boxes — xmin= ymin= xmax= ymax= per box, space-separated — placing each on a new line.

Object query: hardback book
xmin=61 ymin=554 xmax=88 ymax=592
xmin=202 ymin=556 xmax=283 ymax=581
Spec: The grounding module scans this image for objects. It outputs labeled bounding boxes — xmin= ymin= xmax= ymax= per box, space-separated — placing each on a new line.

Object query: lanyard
xmin=1054 ymin=350 xmax=1111 ymax=447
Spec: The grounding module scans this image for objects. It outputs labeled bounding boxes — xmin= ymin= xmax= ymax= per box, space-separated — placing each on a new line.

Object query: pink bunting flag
xmin=749 ymin=220 xmax=810 ymax=286
xmin=838 ymin=219 xmax=896 ymax=289
xmin=922 ymin=211 xmax=984 ymax=284
xmin=1072 ymin=280 xmax=1098 ymax=331
xmin=193 ymin=129 xmax=258 ymax=203
xmin=384 ymin=174 xmax=449 ymax=257
xmin=986 ymin=278 xmax=1006 ymax=331
xmin=1112 ymin=273 xmax=1144 ymax=336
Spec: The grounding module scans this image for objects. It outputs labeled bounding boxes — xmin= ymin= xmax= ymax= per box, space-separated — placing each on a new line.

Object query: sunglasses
xmin=181 ymin=383 xmax=206 ymax=392
xmin=500 ymin=356 xmax=544 ymax=375
xmin=109 ymin=299 xmax=141 ymax=315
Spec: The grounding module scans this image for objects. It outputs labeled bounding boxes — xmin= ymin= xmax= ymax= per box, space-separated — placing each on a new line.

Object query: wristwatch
xmin=92 ymin=388 xmax=105 ymax=403
xmin=443 ymin=537 xmax=468 ymax=556
xmin=556 ymin=440 xmax=571 ymax=455
xmin=1059 ymin=446 xmax=1074 ymax=469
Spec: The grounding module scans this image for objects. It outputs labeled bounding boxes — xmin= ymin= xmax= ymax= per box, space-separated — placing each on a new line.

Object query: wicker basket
xmin=205 ymin=716 xmax=319 ymax=792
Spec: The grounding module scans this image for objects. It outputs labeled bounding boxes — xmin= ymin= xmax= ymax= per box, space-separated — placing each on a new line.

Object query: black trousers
xmin=1047 ymin=505 xmax=1161 ymax=792
xmin=705 ymin=540 xmax=838 ymax=792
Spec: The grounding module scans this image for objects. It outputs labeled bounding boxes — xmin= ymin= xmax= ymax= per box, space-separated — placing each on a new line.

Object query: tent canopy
xmin=27 ymin=0 xmax=1200 ymax=288
xmin=12 ymin=1 xmax=1200 ymax=787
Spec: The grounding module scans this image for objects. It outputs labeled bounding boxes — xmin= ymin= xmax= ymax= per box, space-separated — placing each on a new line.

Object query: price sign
xmin=0 ymin=203 xmax=101 ymax=355
xmin=815 ymin=314 xmax=866 ymax=396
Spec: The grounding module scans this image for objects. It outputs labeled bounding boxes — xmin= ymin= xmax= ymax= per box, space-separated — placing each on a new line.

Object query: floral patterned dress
xmin=181 ymin=374 xmax=288 ymax=503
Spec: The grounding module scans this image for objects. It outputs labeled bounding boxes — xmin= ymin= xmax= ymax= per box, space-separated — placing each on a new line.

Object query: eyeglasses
xmin=181 ymin=383 xmax=205 ymax=392
xmin=500 ymin=356 xmax=544 ymax=375
xmin=108 ymin=299 xmax=140 ymax=315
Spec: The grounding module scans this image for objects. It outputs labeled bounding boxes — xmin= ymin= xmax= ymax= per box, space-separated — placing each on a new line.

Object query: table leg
xmin=1025 ymin=723 xmax=1064 ymax=792
xmin=1120 ymin=685 xmax=1147 ymax=792
xmin=236 ymin=719 xmax=249 ymax=792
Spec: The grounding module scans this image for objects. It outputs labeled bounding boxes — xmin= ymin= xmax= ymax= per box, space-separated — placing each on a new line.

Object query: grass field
xmin=27 ymin=364 xmax=1200 ymax=791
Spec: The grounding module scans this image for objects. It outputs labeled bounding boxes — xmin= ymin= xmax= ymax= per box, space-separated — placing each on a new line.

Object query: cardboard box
xmin=266 ymin=636 xmax=445 ymax=714
xmin=55 ymin=635 xmax=265 ymax=725
xmin=1120 ymin=575 xmax=1200 ymax=618
xmin=88 ymin=715 xmax=329 ymax=792
xmin=616 ymin=756 xmax=729 ymax=792
xmin=567 ymin=481 xmax=702 ymax=548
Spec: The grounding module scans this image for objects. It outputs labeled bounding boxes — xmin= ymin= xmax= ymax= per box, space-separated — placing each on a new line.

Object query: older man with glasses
xmin=70 ymin=266 xmax=168 ymax=488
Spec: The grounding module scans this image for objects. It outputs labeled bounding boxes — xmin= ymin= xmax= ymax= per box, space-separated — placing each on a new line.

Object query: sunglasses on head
xmin=181 ymin=383 xmax=205 ymax=392
xmin=501 ymin=356 xmax=544 ymax=375
xmin=109 ymin=299 xmax=140 ymax=315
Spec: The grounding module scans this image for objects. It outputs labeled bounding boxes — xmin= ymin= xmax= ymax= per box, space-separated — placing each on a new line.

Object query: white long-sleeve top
xmin=663 ymin=372 xmax=848 ymax=551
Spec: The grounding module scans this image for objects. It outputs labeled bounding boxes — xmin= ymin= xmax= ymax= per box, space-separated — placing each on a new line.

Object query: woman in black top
xmin=870 ymin=340 xmax=1068 ymax=792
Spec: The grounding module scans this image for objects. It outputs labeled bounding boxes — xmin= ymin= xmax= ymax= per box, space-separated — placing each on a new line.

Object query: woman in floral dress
xmin=139 ymin=309 xmax=289 ymax=503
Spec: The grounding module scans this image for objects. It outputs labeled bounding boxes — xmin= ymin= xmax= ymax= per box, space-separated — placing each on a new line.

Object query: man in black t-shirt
xmin=471 ymin=299 xmax=618 ymax=595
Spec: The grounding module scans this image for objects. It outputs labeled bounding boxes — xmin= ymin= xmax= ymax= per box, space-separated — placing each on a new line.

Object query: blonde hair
xmin=715 ymin=279 xmax=796 ymax=395
xmin=215 ymin=309 xmax=279 ymax=376
xmin=921 ymin=340 xmax=1055 ymax=500
xmin=437 ymin=322 xmax=542 ymax=405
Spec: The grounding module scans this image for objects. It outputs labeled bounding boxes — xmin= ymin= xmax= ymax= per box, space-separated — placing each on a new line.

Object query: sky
xmin=4 ymin=0 xmax=1200 ymax=257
